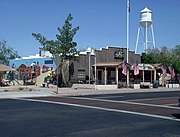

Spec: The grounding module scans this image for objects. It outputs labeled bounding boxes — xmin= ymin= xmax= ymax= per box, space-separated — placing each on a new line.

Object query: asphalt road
xmin=1 ymin=90 xmax=180 ymax=137
xmin=80 ymin=90 xmax=180 ymax=101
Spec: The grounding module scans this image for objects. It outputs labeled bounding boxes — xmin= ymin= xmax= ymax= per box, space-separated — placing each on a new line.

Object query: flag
xmin=161 ymin=64 xmax=167 ymax=77
xmin=128 ymin=0 xmax=130 ymax=12
xmin=169 ymin=64 xmax=175 ymax=77
xmin=134 ymin=61 xmax=139 ymax=75
xmin=122 ymin=60 xmax=127 ymax=75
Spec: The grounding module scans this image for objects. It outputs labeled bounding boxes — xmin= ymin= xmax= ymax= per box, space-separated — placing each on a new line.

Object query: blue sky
xmin=0 ymin=0 xmax=180 ymax=56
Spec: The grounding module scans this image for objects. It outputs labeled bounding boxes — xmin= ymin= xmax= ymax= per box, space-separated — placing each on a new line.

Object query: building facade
xmin=8 ymin=46 xmax=141 ymax=87
xmin=70 ymin=46 xmax=141 ymax=86
xmin=9 ymin=50 xmax=56 ymax=69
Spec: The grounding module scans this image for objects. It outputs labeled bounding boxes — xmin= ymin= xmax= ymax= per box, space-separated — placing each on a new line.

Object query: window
xmin=44 ymin=60 xmax=53 ymax=64
xmin=110 ymin=71 xmax=115 ymax=78
xmin=78 ymin=69 xmax=85 ymax=80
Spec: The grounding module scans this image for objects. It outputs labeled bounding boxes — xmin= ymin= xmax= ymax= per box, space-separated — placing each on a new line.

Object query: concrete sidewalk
xmin=0 ymin=85 xmax=179 ymax=99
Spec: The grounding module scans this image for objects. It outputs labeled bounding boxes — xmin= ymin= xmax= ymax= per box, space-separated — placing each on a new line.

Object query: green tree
xmin=171 ymin=45 xmax=180 ymax=72
xmin=173 ymin=45 xmax=180 ymax=58
xmin=141 ymin=46 xmax=180 ymax=73
xmin=32 ymin=13 xmax=79 ymax=86
xmin=0 ymin=41 xmax=21 ymax=65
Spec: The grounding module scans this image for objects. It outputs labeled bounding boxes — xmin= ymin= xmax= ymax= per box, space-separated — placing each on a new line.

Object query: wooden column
xmin=104 ymin=67 xmax=107 ymax=85
xmin=116 ymin=67 xmax=119 ymax=87
xmin=127 ymin=68 xmax=129 ymax=87
xmin=143 ymin=69 xmax=144 ymax=83
xmin=151 ymin=70 xmax=152 ymax=83
xmin=154 ymin=69 xmax=156 ymax=81
xmin=162 ymin=74 xmax=165 ymax=87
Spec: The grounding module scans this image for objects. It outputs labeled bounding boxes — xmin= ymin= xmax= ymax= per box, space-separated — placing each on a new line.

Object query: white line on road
xmin=94 ymin=95 xmax=124 ymax=99
xmin=17 ymin=98 xmax=180 ymax=122
xmin=70 ymin=96 xmax=180 ymax=110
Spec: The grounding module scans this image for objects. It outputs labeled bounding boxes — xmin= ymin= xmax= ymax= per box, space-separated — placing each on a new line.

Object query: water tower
xmin=135 ymin=7 xmax=156 ymax=54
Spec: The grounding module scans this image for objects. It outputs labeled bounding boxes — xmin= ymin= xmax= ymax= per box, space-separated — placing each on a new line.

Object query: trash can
xmin=153 ymin=80 xmax=159 ymax=88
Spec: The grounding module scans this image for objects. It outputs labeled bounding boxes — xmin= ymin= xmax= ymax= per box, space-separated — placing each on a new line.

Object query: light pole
xmin=86 ymin=47 xmax=92 ymax=84
xmin=126 ymin=0 xmax=130 ymax=63
xmin=90 ymin=49 xmax=96 ymax=88
xmin=95 ymin=53 xmax=96 ymax=86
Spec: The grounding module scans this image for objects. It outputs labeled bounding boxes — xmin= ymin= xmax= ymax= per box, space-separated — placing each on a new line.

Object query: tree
xmin=32 ymin=13 xmax=79 ymax=86
xmin=0 ymin=41 xmax=21 ymax=65
xmin=173 ymin=45 xmax=180 ymax=58
xmin=141 ymin=48 xmax=161 ymax=64
xmin=171 ymin=45 xmax=180 ymax=73
xmin=141 ymin=46 xmax=180 ymax=73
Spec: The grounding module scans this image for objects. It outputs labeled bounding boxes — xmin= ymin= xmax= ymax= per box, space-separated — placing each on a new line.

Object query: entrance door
xmin=98 ymin=70 xmax=102 ymax=84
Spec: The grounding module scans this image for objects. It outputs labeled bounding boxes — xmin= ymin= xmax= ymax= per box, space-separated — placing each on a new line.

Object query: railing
xmin=70 ymin=78 xmax=180 ymax=88
xmin=70 ymin=79 xmax=117 ymax=85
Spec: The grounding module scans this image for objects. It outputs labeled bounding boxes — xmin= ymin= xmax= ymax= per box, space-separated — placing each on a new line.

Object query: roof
xmin=92 ymin=62 xmax=131 ymax=67
xmin=153 ymin=63 xmax=163 ymax=68
xmin=0 ymin=64 xmax=16 ymax=71
xmin=141 ymin=7 xmax=152 ymax=13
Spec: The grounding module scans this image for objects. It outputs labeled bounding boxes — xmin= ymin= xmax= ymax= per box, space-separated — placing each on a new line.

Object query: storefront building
xmin=70 ymin=46 xmax=141 ymax=89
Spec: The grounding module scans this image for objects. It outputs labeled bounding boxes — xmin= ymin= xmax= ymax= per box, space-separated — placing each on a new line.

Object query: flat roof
xmin=93 ymin=62 xmax=131 ymax=67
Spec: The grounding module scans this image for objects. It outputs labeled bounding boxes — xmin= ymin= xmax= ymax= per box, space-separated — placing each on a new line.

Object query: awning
xmin=153 ymin=63 xmax=163 ymax=69
xmin=130 ymin=64 xmax=154 ymax=70
xmin=0 ymin=64 xmax=16 ymax=71
xmin=92 ymin=62 xmax=131 ymax=68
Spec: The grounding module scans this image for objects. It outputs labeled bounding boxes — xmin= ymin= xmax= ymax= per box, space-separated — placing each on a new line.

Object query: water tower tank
xmin=140 ymin=7 xmax=152 ymax=27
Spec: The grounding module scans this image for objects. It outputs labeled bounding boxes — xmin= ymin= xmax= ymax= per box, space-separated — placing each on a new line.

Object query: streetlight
xmin=90 ymin=49 xmax=96 ymax=88
xmin=86 ymin=47 xmax=92 ymax=84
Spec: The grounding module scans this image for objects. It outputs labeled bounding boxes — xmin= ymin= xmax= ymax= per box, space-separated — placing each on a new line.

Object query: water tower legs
xmin=135 ymin=27 xmax=140 ymax=54
xmin=145 ymin=22 xmax=148 ymax=53
xmin=135 ymin=24 xmax=156 ymax=54
xmin=151 ymin=24 xmax=156 ymax=49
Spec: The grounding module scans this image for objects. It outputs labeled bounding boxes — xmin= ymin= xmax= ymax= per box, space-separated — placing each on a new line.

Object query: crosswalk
xmin=17 ymin=95 xmax=180 ymax=122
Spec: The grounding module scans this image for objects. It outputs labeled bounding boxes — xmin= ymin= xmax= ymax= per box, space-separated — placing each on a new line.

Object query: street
xmin=0 ymin=90 xmax=180 ymax=137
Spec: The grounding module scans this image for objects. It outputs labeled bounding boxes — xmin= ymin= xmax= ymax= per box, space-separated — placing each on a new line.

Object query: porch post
xmin=154 ymin=69 xmax=156 ymax=81
xmin=105 ymin=67 xmax=107 ymax=85
xmin=151 ymin=70 xmax=152 ymax=83
xmin=162 ymin=74 xmax=165 ymax=87
xmin=127 ymin=68 xmax=129 ymax=87
xmin=116 ymin=67 xmax=119 ymax=87
xmin=143 ymin=69 xmax=145 ymax=83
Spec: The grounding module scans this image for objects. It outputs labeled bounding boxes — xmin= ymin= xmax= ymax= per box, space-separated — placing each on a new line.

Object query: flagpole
xmin=126 ymin=0 xmax=130 ymax=63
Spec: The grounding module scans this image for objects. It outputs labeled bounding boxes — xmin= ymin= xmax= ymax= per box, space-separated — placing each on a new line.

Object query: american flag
xmin=161 ymin=64 xmax=167 ymax=77
xmin=128 ymin=0 xmax=130 ymax=12
xmin=122 ymin=60 xmax=127 ymax=76
xmin=134 ymin=61 xmax=139 ymax=75
xmin=169 ymin=64 xmax=175 ymax=77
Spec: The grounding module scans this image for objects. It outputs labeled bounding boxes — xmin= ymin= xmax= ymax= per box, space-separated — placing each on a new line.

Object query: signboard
xmin=114 ymin=51 xmax=124 ymax=59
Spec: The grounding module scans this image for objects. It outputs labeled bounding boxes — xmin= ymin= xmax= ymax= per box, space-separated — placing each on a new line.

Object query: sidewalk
xmin=0 ymin=85 xmax=179 ymax=99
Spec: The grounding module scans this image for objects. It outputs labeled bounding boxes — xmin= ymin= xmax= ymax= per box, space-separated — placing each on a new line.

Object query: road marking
xmin=127 ymin=97 xmax=178 ymax=102
xmin=17 ymin=98 xmax=180 ymax=122
xmin=70 ymin=96 xmax=180 ymax=110
xmin=162 ymin=103 xmax=178 ymax=106
xmin=94 ymin=95 xmax=124 ymax=99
